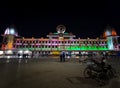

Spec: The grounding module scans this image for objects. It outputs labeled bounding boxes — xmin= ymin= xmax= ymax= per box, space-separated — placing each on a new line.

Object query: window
xmin=35 ymin=40 xmax=38 ymax=43
xmin=13 ymin=45 xmax=15 ymax=48
xmin=19 ymin=41 xmax=21 ymax=43
xmin=16 ymin=40 xmax=19 ymax=43
xmin=23 ymin=41 xmax=25 ymax=43
xmin=83 ymin=41 xmax=85 ymax=44
xmin=88 ymin=41 xmax=90 ymax=44
xmin=55 ymin=41 xmax=57 ymax=43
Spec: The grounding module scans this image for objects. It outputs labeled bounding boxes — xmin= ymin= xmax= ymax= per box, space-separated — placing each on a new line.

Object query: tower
xmin=104 ymin=25 xmax=119 ymax=50
xmin=1 ymin=27 xmax=18 ymax=50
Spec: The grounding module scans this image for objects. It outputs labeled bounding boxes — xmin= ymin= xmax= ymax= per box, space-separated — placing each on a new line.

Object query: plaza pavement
xmin=0 ymin=56 xmax=120 ymax=88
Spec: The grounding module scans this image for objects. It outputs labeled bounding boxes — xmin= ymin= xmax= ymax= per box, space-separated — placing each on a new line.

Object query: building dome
xmin=111 ymin=28 xmax=117 ymax=36
xmin=103 ymin=28 xmax=117 ymax=38
xmin=4 ymin=27 xmax=18 ymax=36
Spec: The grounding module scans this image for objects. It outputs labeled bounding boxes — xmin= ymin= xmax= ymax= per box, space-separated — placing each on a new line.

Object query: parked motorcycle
xmin=83 ymin=58 xmax=118 ymax=86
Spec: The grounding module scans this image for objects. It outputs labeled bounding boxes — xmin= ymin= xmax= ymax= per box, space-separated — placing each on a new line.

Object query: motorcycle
xmin=83 ymin=59 xmax=117 ymax=86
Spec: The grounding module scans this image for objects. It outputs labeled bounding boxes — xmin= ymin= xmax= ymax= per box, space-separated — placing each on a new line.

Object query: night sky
xmin=0 ymin=1 xmax=120 ymax=42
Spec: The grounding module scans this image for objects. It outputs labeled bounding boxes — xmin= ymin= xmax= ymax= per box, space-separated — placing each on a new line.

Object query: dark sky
xmin=0 ymin=1 xmax=120 ymax=42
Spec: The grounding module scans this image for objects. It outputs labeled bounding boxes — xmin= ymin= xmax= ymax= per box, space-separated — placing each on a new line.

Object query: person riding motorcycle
xmin=86 ymin=57 xmax=107 ymax=73
xmin=84 ymin=57 xmax=117 ymax=86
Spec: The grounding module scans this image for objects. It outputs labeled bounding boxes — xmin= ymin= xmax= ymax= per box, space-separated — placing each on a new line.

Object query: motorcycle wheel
xmin=97 ymin=72 xmax=109 ymax=86
xmin=108 ymin=68 xmax=118 ymax=79
xmin=83 ymin=67 xmax=92 ymax=78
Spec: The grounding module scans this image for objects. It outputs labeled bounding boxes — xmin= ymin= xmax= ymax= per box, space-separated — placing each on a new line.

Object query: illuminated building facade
xmin=1 ymin=25 xmax=120 ymax=56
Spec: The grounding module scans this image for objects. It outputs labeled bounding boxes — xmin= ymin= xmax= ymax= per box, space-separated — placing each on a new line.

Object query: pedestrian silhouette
xmin=59 ymin=51 xmax=66 ymax=62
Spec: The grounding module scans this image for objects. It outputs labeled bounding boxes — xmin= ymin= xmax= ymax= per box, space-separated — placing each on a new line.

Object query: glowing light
xmin=107 ymin=37 xmax=114 ymax=50
xmin=106 ymin=30 xmax=111 ymax=36
xmin=10 ymin=28 xmax=15 ymax=34
xmin=5 ymin=50 xmax=13 ymax=54
xmin=18 ymin=45 xmax=109 ymax=51
xmin=65 ymin=45 xmax=108 ymax=50
xmin=0 ymin=51 xmax=4 ymax=55
xmin=4 ymin=28 xmax=10 ymax=35
xmin=51 ymin=51 xmax=60 ymax=55
xmin=24 ymin=50 xmax=29 ymax=54
xmin=112 ymin=29 xmax=117 ymax=36
xmin=7 ymin=56 xmax=10 ymax=59
xmin=54 ymin=32 xmax=58 ymax=34
xmin=18 ymin=50 xmax=23 ymax=54
xmin=4 ymin=27 xmax=18 ymax=36
xmin=8 ymin=43 xmax=13 ymax=49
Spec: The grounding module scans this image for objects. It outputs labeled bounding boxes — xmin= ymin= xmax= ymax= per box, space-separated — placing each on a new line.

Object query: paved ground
xmin=0 ymin=56 xmax=120 ymax=88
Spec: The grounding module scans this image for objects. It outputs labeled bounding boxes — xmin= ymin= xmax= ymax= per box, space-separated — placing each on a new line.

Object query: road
xmin=0 ymin=56 xmax=120 ymax=88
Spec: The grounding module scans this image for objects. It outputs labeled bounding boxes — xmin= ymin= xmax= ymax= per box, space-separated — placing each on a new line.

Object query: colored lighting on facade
xmin=18 ymin=45 xmax=108 ymax=51
xmin=1 ymin=25 xmax=119 ymax=53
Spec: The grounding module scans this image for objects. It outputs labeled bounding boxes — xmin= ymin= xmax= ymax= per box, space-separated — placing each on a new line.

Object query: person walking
xmin=59 ymin=51 xmax=66 ymax=62
xmin=62 ymin=51 xmax=66 ymax=62
xmin=60 ymin=52 xmax=63 ymax=62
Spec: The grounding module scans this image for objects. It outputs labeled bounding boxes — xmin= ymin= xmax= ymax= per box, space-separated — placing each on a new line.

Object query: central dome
xmin=56 ymin=25 xmax=66 ymax=34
